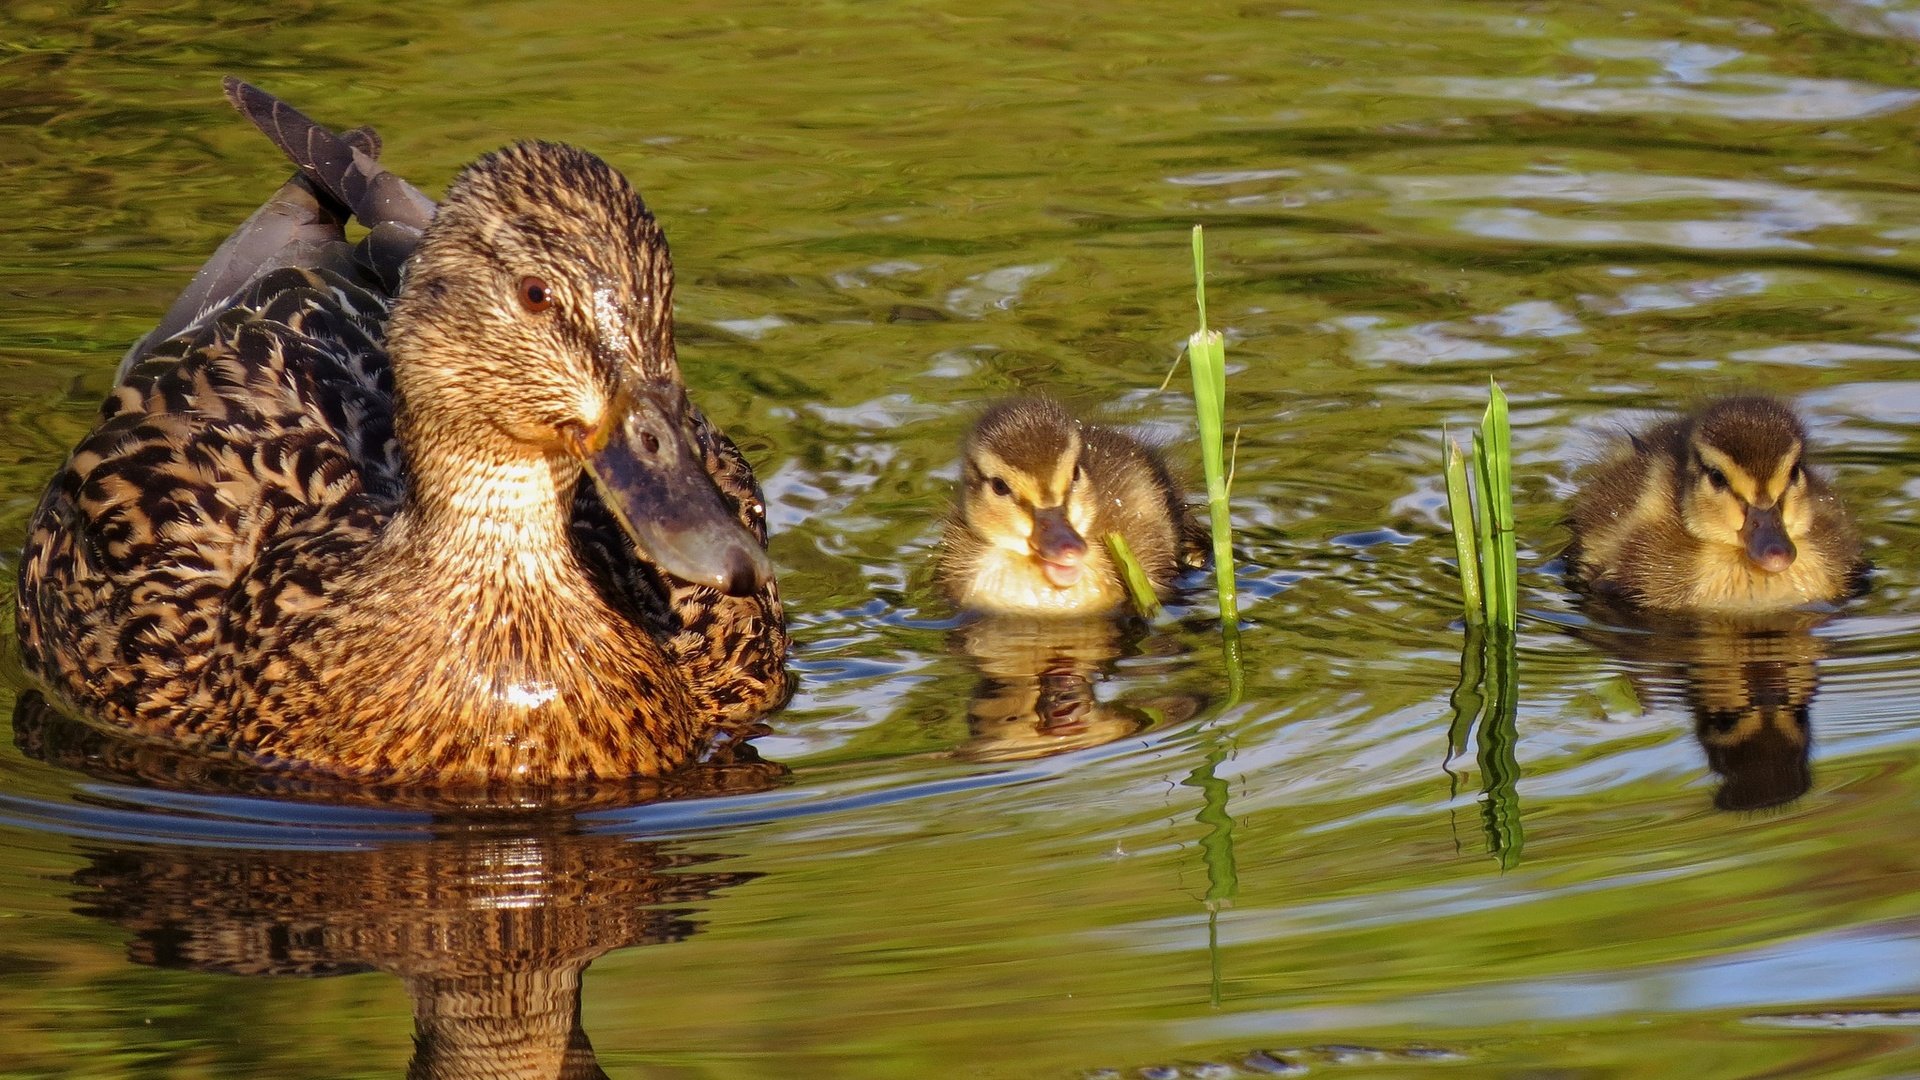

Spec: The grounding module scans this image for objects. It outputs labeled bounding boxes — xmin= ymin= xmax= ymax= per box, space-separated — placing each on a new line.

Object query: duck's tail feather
xmin=118 ymin=173 xmax=356 ymax=381
xmin=118 ymin=86 xmax=428 ymax=381
xmin=222 ymin=76 xmax=437 ymax=237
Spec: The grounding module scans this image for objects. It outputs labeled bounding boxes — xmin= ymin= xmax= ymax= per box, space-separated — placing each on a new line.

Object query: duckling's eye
xmin=1788 ymin=461 xmax=1805 ymax=486
xmin=518 ymin=276 xmax=554 ymax=314
xmin=989 ymin=477 xmax=1012 ymax=498
xmin=1072 ymin=463 xmax=1085 ymax=486
xmin=1703 ymin=466 xmax=1730 ymax=492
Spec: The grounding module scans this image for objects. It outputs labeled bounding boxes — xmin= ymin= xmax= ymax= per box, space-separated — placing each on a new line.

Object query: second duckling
xmin=1567 ymin=396 xmax=1866 ymax=613
xmin=939 ymin=397 xmax=1205 ymax=616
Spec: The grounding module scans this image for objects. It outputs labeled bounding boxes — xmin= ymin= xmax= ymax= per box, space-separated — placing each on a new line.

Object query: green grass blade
xmin=1471 ymin=430 xmax=1501 ymax=628
xmin=1105 ymin=533 xmax=1163 ymax=619
xmin=1481 ymin=379 xmax=1518 ymax=633
xmin=1190 ymin=330 xmax=1235 ymax=622
xmin=1443 ymin=435 xmax=1483 ymax=624
xmin=1191 ymin=225 xmax=1209 ymax=332
xmin=1187 ymin=226 xmax=1238 ymax=634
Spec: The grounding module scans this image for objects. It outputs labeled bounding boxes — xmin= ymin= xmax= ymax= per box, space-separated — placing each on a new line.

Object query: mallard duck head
xmin=386 ymin=141 xmax=769 ymax=595
xmin=957 ymin=398 xmax=1097 ymax=588
xmin=1676 ymin=396 xmax=1815 ymax=576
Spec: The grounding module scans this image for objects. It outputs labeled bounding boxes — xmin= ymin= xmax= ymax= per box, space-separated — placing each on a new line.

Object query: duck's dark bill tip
xmin=581 ymin=391 xmax=772 ymax=596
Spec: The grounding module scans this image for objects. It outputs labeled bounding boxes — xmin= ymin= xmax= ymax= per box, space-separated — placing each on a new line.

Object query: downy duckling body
xmin=938 ymin=397 xmax=1204 ymax=616
xmin=14 ymin=81 xmax=791 ymax=790
xmin=1566 ymin=396 xmax=1865 ymax=613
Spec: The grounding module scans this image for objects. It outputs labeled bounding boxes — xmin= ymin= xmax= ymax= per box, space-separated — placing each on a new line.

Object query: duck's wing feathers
xmin=19 ymin=262 xmax=401 ymax=721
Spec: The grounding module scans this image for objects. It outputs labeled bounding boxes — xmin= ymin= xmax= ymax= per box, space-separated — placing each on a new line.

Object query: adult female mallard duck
xmin=14 ymin=80 xmax=791 ymax=790
xmin=1566 ymin=396 xmax=1866 ymax=614
xmin=937 ymin=397 xmax=1205 ymax=615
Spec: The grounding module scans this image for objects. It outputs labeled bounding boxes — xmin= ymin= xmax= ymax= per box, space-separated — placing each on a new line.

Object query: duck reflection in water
xmin=16 ymin=694 xmax=781 ymax=1079
xmin=1576 ymin=607 xmax=1828 ymax=812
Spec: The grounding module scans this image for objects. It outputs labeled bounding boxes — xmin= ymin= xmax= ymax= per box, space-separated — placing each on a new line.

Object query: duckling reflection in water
xmin=1566 ymin=396 xmax=1867 ymax=613
xmin=954 ymin=616 xmax=1206 ymax=762
xmin=938 ymin=397 xmax=1206 ymax=616
xmin=1574 ymin=607 xmax=1825 ymax=812
xmin=1689 ymin=630 xmax=1817 ymax=812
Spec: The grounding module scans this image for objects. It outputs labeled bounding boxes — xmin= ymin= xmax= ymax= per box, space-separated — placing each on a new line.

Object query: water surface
xmin=2 ymin=1 xmax=1920 ymax=1076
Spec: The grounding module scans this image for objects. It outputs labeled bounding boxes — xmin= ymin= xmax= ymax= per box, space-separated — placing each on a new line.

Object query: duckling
xmin=938 ymin=397 xmax=1204 ymax=616
xmin=1566 ymin=396 xmax=1866 ymax=613
xmin=14 ymin=80 xmax=791 ymax=790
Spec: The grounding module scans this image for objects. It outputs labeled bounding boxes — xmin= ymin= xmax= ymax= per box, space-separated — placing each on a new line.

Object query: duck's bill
xmin=579 ymin=388 xmax=772 ymax=597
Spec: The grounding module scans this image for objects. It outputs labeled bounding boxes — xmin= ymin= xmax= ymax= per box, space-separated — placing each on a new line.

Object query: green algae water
xmin=4 ymin=0 xmax=1920 ymax=1075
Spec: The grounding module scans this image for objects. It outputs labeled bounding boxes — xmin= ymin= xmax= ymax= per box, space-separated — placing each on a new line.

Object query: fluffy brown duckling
xmin=1566 ymin=396 xmax=1866 ymax=613
xmin=938 ymin=397 xmax=1205 ymax=616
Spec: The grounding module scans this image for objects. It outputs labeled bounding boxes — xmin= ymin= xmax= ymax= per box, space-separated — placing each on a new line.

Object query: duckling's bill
xmin=1031 ymin=505 xmax=1088 ymax=588
xmin=1741 ymin=504 xmax=1796 ymax=574
xmin=572 ymin=383 xmax=771 ymax=597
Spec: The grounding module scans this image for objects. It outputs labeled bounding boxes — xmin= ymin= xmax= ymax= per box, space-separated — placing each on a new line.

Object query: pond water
xmin=3 ymin=0 xmax=1920 ymax=1076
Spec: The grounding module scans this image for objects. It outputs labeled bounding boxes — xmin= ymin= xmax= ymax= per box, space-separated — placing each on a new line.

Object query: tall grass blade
xmin=1471 ymin=430 xmax=1502 ymax=628
xmin=1480 ymin=380 xmax=1518 ymax=633
xmin=1187 ymin=226 xmax=1237 ymax=634
xmin=1443 ymin=436 xmax=1483 ymax=625
xmin=1438 ymin=379 xmax=1524 ymax=867
xmin=1185 ymin=225 xmax=1242 ymax=1001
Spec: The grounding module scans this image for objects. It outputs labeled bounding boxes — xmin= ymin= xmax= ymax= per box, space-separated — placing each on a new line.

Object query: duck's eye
xmin=518 ymin=276 xmax=554 ymax=314
xmin=1072 ymin=463 xmax=1085 ymax=486
xmin=1704 ymin=466 xmax=1729 ymax=492
xmin=1788 ymin=461 xmax=1805 ymax=486
xmin=989 ymin=477 xmax=1012 ymax=498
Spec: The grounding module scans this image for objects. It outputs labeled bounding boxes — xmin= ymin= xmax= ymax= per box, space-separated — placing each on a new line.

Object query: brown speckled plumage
xmin=1566 ymin=396 xmax=1866 ymax=613
xmin=15 ymin=81 xmax=790 ymax=790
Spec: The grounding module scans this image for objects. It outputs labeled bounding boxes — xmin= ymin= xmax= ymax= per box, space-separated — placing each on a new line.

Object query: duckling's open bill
xmin=15 ymin=80 xmax=791 ymax=789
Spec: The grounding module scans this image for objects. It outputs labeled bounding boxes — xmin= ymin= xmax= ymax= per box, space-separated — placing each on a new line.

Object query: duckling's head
xmin=957 ymin=398 xmax=1097 ymax=588
xmin=386 ymin=141 xmax=768 ymax=595
xmin=1676 ymin=397 xmax=1814 ymax=576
